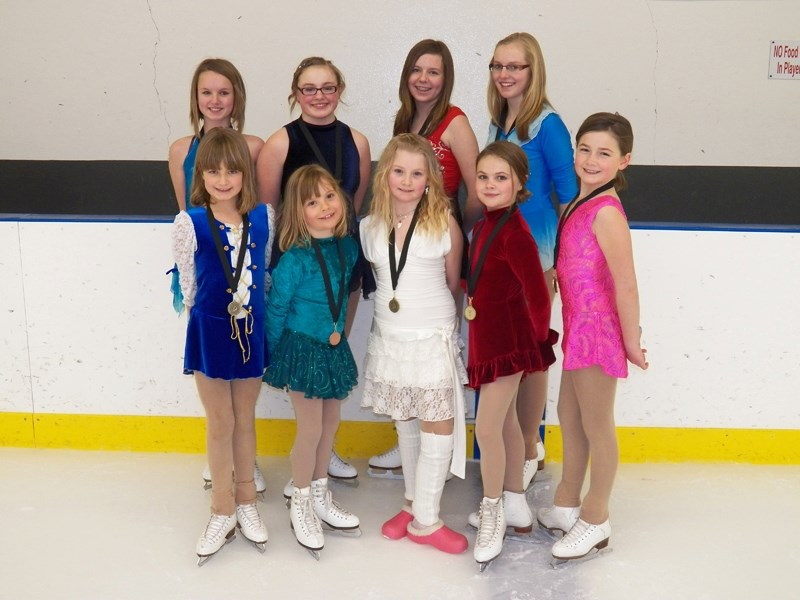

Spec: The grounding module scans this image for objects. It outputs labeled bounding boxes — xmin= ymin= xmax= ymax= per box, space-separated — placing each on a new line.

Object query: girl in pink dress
xmin=537 ymin=113 xmax=648 ymax=562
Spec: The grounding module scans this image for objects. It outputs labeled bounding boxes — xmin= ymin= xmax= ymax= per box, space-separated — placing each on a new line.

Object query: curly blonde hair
xmin=367 ymin=133 xmax=450 ymax=239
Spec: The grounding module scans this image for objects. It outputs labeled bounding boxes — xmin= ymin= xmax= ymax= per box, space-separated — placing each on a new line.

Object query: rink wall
xmin=2 ymin=1 xmax=800 ymax=462
xmin=1 ymin=218 xmax=798 ymax=463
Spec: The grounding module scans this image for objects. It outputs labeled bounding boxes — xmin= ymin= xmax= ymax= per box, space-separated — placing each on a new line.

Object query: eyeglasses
xmin=488 ymin=63 xmax=530 ymax=73
xmin=298 ymin=85 xmax=338 ymax=96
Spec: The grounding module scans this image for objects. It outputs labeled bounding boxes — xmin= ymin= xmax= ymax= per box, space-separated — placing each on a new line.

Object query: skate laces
xmin=238 ymin=503 xmax=263 ymax=529
xmin=202 ymin=514 xmax=233 ymax=544
xmin=561 ymin=519 xmax=593 ymax=547
xmin=330 ymin=452 xmax=348 ymax=469
xmin=296 ymin=493 xmax=322 ymax=534
xmin=476 ymin=500 xmax=502 ymax=548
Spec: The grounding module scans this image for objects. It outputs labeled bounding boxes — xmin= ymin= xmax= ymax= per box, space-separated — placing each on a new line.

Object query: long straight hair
xmin=393 ymin=39 xmax=455 ymax=138
xmin=189 ymin=128 xmax=258 ymax=212
xmin=279 ymin=165 xmax=350 ymax=251
xmin=189 ymin=58 xmax=247 ymax=137
xmin=487 ymin=33 xmax=550 ymax=142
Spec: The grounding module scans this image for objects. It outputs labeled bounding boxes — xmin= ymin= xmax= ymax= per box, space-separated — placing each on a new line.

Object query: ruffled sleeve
xmin=171 ymin=211 xmax=197 ymax=307
xmin=264 ymin=204 xmax=276 ymax=293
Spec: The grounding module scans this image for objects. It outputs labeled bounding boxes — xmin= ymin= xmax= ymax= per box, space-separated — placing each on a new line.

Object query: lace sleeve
xmin=264 ymin=204 xmax=276 ymax=293
xmin=172 ymin=211 xmax=197 ymax=307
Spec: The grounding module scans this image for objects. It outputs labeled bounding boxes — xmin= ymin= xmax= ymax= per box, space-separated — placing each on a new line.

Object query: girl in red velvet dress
xmin=467 ymin=141 xmax=557 ymax=569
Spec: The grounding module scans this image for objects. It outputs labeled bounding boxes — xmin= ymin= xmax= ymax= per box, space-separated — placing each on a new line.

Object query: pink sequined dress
xmin=556 ymin=195 xmax=628 ymax=378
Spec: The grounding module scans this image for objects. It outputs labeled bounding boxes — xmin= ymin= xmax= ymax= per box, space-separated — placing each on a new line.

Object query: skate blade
xmin=196 ymin=532 xmax=236 ymax=567
xmin=550 ymin=546 xmax=612 ymax=569
xmin=321 ymin=523 xmax=362 ymax=537
xmin=328 ymin=475 xmax=359 ymax=488
xmin=367 ymin=467 xmax=404 ymax=480
xmin=477 ymin=559 xmax=494 ymax=572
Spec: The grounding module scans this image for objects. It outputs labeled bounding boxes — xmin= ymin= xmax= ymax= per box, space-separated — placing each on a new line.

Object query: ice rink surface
xmin=1 ymin=448 xmax=798 ymax=600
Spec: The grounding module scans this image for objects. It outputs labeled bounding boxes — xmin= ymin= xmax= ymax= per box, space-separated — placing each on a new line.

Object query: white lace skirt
xmin=361 ymin=319 xmax=467 ymax=422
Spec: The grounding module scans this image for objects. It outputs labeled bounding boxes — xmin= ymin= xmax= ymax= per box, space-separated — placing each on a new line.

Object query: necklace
xmin=394 ymin=208 xmax=417 ymax=229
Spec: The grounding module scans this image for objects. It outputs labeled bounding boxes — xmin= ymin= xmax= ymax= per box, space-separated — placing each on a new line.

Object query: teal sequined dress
xmin=264 ymin=235 xmax=359 ymax=399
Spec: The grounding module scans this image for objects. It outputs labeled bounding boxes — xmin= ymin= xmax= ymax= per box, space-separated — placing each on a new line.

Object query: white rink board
xmin=1 ymin=221 xmax=799 ymax=430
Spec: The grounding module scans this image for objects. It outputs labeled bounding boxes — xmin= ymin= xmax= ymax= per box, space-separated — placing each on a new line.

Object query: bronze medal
xmin=464 ymin=303 xmax=477 ymax=321
xmin=389 ymin=297 xmax=400 ymax=313
xmin=227 ymin=300 xmax=242 ymax=316
xmin=329 ymin=331 xmax=342 ymax=346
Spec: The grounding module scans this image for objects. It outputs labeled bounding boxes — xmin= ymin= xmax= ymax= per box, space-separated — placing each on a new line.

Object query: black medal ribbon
xmin=494 ymin=105 xmax=515 ymax=141
xmin=466 ymin=206 xmax=517 ymax=316
xmin=298 ymin=119 xmax=343 ymax=181
xmin=206 ymin=209 xmax=251 ymax=314
xmin=388 ymin=204 xmax=421 ymax=311
xmin=310 ymin=237 xmax=346 ymax=344
xmin=553 ymin=180 xmax=616 ymax=271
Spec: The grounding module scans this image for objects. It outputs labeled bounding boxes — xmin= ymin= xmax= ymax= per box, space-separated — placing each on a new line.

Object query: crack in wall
xmin=646 ymin=2 xmax=659 ymax=165
xmin=147 ymin=0 xmax=171 ymax=148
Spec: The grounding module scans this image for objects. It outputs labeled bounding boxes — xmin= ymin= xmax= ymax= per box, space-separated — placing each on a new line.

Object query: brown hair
xmin=487 ymin=33 xmax=550 ymax=142
xmin=287 ymin=57 xmax=346 ymax=113
xmin=189 ymin=58 xmax=247 ymax=137
xmin=477 ymin=141 xmax=532 ymax=204
xmin=367 ymin=133 xmax=450 ymax=238
xmin=576 ymin=112 xmax=634 ymax=191
xmin=393 ymin=39 xmax=455 ymax=137
xmin=278 ymin=164 xmax=350 ymax=251
xmin=189 ymin=128 xmax=257 ymax=212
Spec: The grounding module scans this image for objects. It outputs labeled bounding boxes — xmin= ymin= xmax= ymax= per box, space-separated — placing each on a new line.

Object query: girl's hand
xmin=627 ymin=345 xmax=648 ymax=370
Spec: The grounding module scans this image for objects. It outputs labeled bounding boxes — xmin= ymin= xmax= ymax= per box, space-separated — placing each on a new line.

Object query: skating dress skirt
xmin=467 ymin=208 xmax=557 ymax=389
xmin=263 ymin=236 xmax=359 ymax=400
xmin=174 ymin=204 xmax=271 ymax=380
xmin=557 ymin=196 xmax=628 ymax=378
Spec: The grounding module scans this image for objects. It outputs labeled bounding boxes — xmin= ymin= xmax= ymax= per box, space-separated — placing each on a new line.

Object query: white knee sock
xmin=395 ymin=419 xmax=420 ymax=503
xmin=413 ymin=432 xmax=454 ymax=527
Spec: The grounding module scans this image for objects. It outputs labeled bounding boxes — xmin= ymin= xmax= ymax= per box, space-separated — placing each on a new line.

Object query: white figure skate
xmin=550 ymin=518 xmax=612 ymax=568
xmin=311 ymin=477 xmax=361 ymax=537
xmin=236 ymin=503 xmax=268 ymax=553
xmin=196 ymin=513 xmax=236 ymax=567
xmin=367 ymin=445 xmax=404 ymax=479
xmin=467 ymin=490 xmax=534 ymax=543
xmin=328 ymin=450 xmax=359 ymax=487
xmin=536 ymin=505 xmax=580 ymax=539
xmin=290 ymin=486 xmax=324 ymax=560
xmin=473 ymin=497 xmax=505 ymax=572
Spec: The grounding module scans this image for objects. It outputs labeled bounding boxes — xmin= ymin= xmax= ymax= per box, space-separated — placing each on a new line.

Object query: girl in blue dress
xmin=172 ymin=128 xmax=275 ymax=565
xmin=264 ymin=164 xmax=360 ymax=559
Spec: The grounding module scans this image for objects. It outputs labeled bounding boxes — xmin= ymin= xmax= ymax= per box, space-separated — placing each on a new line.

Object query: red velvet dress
xmin=467 ymin=207 xmax=557 ymax=388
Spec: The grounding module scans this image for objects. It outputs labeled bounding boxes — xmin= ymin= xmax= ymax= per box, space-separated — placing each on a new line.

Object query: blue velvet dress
xmin=264 ymin=235 xmax=359 ymax=399
xmin=181 ymin=203 xmax=270 ymax=379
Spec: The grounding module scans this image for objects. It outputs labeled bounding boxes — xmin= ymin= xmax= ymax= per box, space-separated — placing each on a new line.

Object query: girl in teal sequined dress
xmin=263 ymin=165 xmax=360 ymax=557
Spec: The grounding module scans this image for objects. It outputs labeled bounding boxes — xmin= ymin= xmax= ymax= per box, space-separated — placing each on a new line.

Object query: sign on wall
xmin=769 ymin=40 xmax=800 ymax=79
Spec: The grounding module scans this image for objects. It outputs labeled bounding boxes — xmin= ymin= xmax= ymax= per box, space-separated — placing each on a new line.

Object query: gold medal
xmin=329 ymin=331 xmax=342 ymax=346
xmin=464 ymin=302 xmax=476 ymax=321
xmin=389 ymin=297 xmax=400 ymax=313
xmin=227 ymin=300 xmax=242 ymax=316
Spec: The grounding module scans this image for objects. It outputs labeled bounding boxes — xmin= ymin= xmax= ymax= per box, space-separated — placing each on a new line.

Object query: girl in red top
xmin=467 ymin=141 xmax=556 ymax=570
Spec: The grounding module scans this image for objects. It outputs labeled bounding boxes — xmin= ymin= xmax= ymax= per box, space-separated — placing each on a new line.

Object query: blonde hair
xmin=487 ymin=33 xmax=550 ymax=142
xmin=368 ymin=133 xmax=450 ymax=238
xmin=189 ymin=128 xmax=257 ymax=212
xmin=279 ymin=164 xmax=350 ymax=251
xmin=189 ymin=58 xmax=247 ymax=138
xmin=287 ymin=57 xmax=346 ymax=113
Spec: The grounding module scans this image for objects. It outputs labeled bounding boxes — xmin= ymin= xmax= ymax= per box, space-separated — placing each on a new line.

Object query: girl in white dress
xmin=360 ymin=133 xmax=467 ymax=554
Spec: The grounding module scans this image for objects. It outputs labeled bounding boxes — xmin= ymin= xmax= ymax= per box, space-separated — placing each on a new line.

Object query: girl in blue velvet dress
xmin=263 ymin=164 xmax=360 ymax=558
xmin=172 ymin=128 xmax=274 ymax=565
